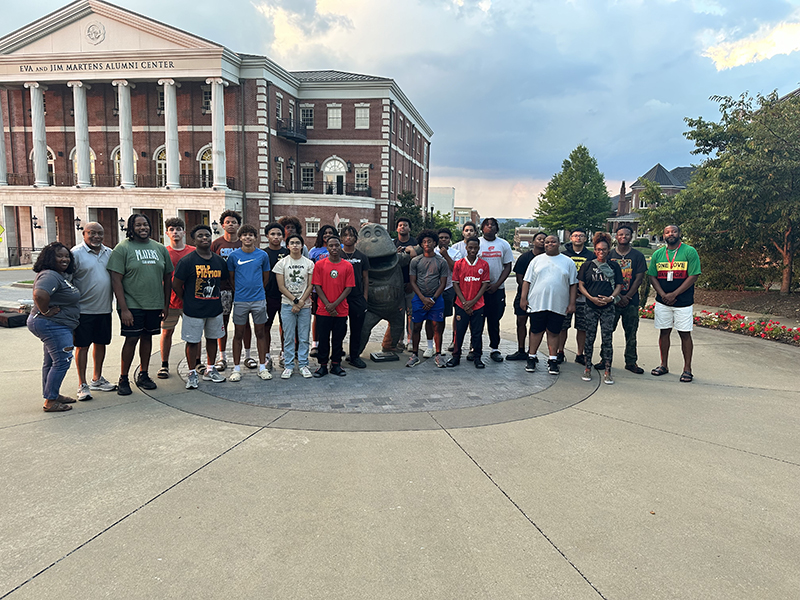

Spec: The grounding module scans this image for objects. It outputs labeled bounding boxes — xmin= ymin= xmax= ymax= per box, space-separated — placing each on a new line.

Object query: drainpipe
xmin=239 ymin=79 xmax=247 ymax=223
xmin=266 ymin=80 xmax=272 ymax=224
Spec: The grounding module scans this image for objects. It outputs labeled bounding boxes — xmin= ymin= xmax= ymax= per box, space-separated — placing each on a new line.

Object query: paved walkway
xmin=1 ymin=292 xmax=799 ymax=599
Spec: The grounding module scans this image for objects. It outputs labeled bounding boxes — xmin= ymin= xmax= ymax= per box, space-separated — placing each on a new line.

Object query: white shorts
xmin=654 ymin=303 xmax=694 ymax=332
xmin=181 ymin=314 xmax=225 ymax=343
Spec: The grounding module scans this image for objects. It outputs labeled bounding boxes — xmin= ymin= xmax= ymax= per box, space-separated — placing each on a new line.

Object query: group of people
xmin=27 ymin=209 xmax=700 ymax=412
xmin=514 ymin=224 xmax=701 ymax=385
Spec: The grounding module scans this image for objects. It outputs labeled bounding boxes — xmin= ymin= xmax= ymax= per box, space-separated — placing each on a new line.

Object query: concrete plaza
xmin=1 ymin=298 xmax=798 ymax=599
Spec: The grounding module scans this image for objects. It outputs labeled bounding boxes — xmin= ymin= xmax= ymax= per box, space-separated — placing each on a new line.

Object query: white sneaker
xmin=259 ymin=368 xmax=273 ymax=380
xmin=300 ymin=366 xmax=313 ymax=378
xmin=185 ymin=372 xmax=199 ymax=389
xmin=77 ymin=383 xmax=93 ymax=401
xmin=89 ymin=376 xmax=117 ymax=392
xmin=203 ymin=368 xmax=226 ymax=383
xmin=229 ymin=370 xmax=242 ymax=382
xmin=281 ymin=368 xmax=292 ymax=379
xmin=422 ymin=347 xmax=435 ymax=359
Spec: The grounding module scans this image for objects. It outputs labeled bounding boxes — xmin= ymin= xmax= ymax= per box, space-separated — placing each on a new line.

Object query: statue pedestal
xmin=370 ymin=351 xmax=400 ymax=362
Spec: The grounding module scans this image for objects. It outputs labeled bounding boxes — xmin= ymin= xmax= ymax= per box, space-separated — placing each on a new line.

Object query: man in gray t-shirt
xmin=71 ymin=222 xmax=117 ymax=399
xmin=406 ymin=230 xmax=450 ymax=368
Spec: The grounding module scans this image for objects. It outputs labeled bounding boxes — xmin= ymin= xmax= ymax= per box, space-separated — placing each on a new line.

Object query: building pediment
xmin=0 ymin=0 xmax=239 ymax=84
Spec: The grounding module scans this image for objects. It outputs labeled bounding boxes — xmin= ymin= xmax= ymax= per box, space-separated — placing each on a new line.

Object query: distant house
xmin=607 ymin=163 xmax=694 ymax=238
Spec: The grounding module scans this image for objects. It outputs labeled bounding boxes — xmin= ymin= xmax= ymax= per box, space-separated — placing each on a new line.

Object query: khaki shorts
xmin=181 ymin=314 xmax=225 ymax=343
xmin=161 ymin=308 xmax=183 ymax=330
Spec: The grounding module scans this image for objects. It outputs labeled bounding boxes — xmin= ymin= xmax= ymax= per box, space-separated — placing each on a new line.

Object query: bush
xmin=632 ymin=238 xmax=651 ymax=248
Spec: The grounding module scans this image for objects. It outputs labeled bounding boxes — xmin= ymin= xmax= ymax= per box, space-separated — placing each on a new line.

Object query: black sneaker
xmin=313 ymin=365 xmax=328 ymax=378
xmin=525 ymin=356 xmax=538 ymax=372
xmin=446 ymin=356 xmax=460 ymax=367
xmin=474 ymin=358 xmax=486 ymax=369
xmin=556 ymin=351 xmax=565 ymax=364
xmin=466 ymin=350 xmax=474 ymax=361
xmin=574 ymin=355 xmax=586 ymax=365
xmin=547 ymin=359 xmax=560 ymax=375
xmin=117 ymin=376 xmax=132 ymax=396
xmin=135 ymin=371 xmax=157 ymax=390
xmin=490 ymin=350 xmax=504 ymax=363
xmin=594 ymin=361 xmax=605 ymax=371
xmin=625 ymin=364 xmax=645 ymax=374
xmin=348 ymin=356 xmax=367 ymax=369
xmin=506 ymin=349 xmax=527 ymax=361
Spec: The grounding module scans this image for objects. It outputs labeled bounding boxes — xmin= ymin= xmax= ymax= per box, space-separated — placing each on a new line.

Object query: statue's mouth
xmin=367 ymin=252 xmax=399 ymax=272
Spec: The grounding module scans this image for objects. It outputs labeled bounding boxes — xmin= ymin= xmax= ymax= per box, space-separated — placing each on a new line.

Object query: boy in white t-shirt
xmin=274 ymin=234 xmax=315 ymax=379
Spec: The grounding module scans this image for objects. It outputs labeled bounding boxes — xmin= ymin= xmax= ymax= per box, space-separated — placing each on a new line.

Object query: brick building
xmin=0 ymin=0 xmax=432 ymax=266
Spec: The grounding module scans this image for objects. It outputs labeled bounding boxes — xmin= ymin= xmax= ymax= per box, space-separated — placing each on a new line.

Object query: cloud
xmin=704 ymin=19 xmax=800 ymax=70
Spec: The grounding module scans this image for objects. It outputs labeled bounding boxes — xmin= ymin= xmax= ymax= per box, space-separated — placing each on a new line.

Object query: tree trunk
xmin=774 ymin=222 xmax=794 ymax=295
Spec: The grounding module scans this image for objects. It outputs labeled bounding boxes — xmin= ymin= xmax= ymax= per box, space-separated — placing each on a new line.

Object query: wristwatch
xmin=293 ymin=297 xmax=299 ymax=305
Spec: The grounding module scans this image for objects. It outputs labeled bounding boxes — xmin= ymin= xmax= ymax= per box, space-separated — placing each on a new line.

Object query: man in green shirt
xmin=107 ymin=214 xmax=173 ymax=395
xmin=647 ymin=224 xmax=701 ymax=382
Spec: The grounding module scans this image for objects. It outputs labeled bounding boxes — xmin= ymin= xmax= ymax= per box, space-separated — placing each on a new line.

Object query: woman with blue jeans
xmin=28 ymin=242 xmax=81 ymax=412
xmin=274 ymin=233 xmax=315 ymax=379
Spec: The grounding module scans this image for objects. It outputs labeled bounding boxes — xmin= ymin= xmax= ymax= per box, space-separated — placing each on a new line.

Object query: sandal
xmin=651 ymin=365 xmax=669 ymax=376
xmin=56 ymin=395 xmax=77 ymax=404
xmin=243 ymin=357 xmax=258 ymax=369
xmin=680 ymin=371 xmax=694 ymax=383
xmin=43 ymin=402 xmax=72 ymax=412
xmin=157 ymin=366 xmax=170 ymax=379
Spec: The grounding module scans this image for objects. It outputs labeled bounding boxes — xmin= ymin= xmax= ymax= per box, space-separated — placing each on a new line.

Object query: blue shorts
xmin=411 ymin=295 xmax=444 ymax=323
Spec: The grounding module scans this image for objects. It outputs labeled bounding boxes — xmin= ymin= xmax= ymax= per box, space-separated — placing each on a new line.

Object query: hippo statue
xmin=355 ymin=223 xmax=411 ymax=355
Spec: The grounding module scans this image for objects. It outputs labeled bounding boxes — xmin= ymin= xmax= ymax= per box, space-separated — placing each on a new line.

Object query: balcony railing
xmin=273 ymin=180 xmax=372 ymax=198
xmin=6 ymin=173 xmax=236 ymax=190
xmin=276 ymin=117 xmax=308 ymax=143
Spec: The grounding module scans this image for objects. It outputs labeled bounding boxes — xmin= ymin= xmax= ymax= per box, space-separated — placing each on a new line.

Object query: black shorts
xmin=529 ymin=311 xmax=565 ymax=335
xmin=512 ymin=292 xmax=529 ymax=317
xmin=73 ymin=313 xmax=112 ymax=347
xmin=442 ymin=287 xmax=456 ymax=318
xmin=266 ymin=296 xmax=282 ymax=327
xmin=119 ymin=308 xmax=162 ymax=337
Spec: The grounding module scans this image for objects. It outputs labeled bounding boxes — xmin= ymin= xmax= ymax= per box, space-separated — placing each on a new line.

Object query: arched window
xmin=69 ymin=147 xmax=97 ymax=186
xmin=322 ymin=157 xmax=346 ymax=195
xmin=111 ymin=146 xmax=138 ymax=186
xmin=154 ymin=145 xmax=167 ymax=187
xmin=197 ymin=145 xmax=213 ymax=188
xmin=29 ymin=146 xmax=56 ymax=185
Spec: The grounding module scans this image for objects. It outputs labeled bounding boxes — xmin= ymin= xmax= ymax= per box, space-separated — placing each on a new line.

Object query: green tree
xmin=392 ymin=190 xmax=424 ymax=238
xmin=644 ymin=91 xmax=800 ymax=294
xmin=498 ymin=219 xmax=520 ymax=244
xmin=535 ymin=145 xmax=612 ymax=233
xmin=423 ymin=210 xmax=462 ymax=241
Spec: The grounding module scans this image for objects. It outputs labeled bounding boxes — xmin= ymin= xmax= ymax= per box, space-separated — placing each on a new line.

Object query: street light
xmin=74 ymin=216 xmax=83 ymax=231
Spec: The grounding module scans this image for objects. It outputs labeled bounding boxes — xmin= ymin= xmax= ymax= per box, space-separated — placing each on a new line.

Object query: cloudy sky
xmin=7 ymin=0 xmax=800 ymax=217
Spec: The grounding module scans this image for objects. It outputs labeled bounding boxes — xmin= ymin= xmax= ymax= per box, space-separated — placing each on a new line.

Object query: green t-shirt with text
xmin=107 ymin=238 xmax=173 ymax=310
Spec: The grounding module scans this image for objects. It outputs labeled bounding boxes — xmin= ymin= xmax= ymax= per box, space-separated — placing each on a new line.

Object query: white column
xmin=24 ymin=82 xmax=49 ymax=187
xmin=158 ymin=79 xmax=180 ymax=188
xmin=206 ymin=78 xmax=228 ymax=189
xmin=0 ymin=88 xmax=7 ymax=186
xmin=112 ymin=80 xmax=135 ymax=188
xmin=67 ymin=81 xmax=92 ymax=187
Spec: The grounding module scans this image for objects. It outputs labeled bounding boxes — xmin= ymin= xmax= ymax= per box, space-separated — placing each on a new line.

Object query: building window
xmin=398 ymin=117 xmax=403 ymax=139
xmin=201 ymin=86 xmax=212 ymax=113
xmin=276 ymin=97 xmax=282 ymax=119
xmin=157 ymin=90 xmax=165 ymax=114
xmin=111 ymin=146 xmax=138 ymax=185
xmin=355 ymin=107 xmax=369 ymax=129
xmin=406 ymin=123 xmax=410 ymax=146
xmin=276 ymin=159 xmax=284 ymax=187
xmin=69 ymin=147 xmax=97 ymax=185
xmin=328 ymin=106 xmax=341 ymax=129
xmin=306 ymin=220 xmax=320 ymax=236
xmin=155 ymin=147 xmax=167 ymax=187
xmin=288 ymin=104 xmax=294 ymax=123
xmin=391 ymin=110 xmax=395 ymax=134
xmin=390 ymin=166 xmax=394 ymax=192
xmin=355 ymin=167 xmax=369 ymax=191
xmin=199 ymin=145 xmax=213 ymax=187
xmin=301 ymin=107 xmax=314 ymax=128
xmin=322 ymin=157 xmax=347 ymax=194
xmin=301 ymin=166 xmax=314 ymax=190
xmin=337 ymin=219 xmax=350 ymax=235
